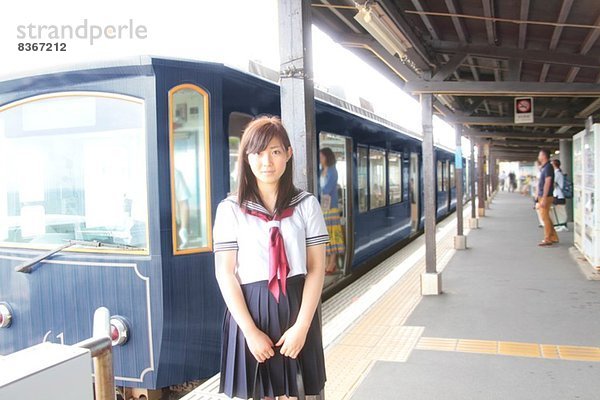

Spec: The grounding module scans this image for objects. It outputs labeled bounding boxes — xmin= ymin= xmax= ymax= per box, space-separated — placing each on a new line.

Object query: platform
xmin=350 ymin=192 xmax=600 ymax=400
xmin=179 ymin=202 xmax=468 ymax=400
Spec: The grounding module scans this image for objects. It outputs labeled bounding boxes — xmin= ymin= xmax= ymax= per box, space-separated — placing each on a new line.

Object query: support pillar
xmin=489 ymin=152 xmax=496 ymax=199
xmin=420 ymin=89 xmax=441 ymax=295
xmin=454 ymin=125 xmax=466 ymax=249
xmin=469 ymin=139 xmax=479 ymax=228
xmin=278 ymin=7 xmax=325 ymax=399
xmin=559 ymin=139 xmax=573 ymax=222
xmin=484 ymin=142 xmax=491 ymax=208
xmin=477 ymin=141 xmax=486 ymax=217
xmin=278 ymin=0 xmax=317 ymax=193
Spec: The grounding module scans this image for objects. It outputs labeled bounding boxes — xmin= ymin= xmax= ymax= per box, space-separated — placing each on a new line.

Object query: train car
xmin=0 ymin=56 xmax=463 ymax=393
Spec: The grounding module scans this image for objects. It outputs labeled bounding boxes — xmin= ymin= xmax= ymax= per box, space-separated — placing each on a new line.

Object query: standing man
xmin=508 ymin=171 xmax=517 ymax=192
xmin=537 ymin=149 xmax=559 ymax=246
xmin=551 ymin=159 xmax=568 ymax=232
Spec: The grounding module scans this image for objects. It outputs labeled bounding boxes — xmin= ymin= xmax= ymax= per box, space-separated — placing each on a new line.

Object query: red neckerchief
xmin=241 ymin=204 xmax=295 ymax=302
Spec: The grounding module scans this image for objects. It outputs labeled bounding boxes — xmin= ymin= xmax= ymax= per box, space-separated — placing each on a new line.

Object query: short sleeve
xmin=303 ymin=195 xmax=330 ymax=247
xmin=212 ymin=200 xmax=239 ymax=252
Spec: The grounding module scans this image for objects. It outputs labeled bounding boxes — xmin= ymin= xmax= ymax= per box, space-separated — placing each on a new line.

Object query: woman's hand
xmin=246 ymin=327 xmax=275 ymax=362
xmin=275 ymin=323 xmax=309 ymax=359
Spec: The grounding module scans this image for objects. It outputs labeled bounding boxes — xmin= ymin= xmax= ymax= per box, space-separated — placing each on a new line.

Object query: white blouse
xmin=212 ymin=191 xmax=330 ymax=284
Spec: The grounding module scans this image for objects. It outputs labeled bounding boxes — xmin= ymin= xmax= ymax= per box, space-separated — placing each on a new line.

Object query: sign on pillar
xmin=514 ymin=97 xmax=534 ymax=124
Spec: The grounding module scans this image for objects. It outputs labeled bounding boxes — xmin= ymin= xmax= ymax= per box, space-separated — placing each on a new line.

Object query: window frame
xmin=368 ymin=146 xmax=388 ymax=210
xmin=437 ymin=160 xmax=444 ymax=192
xmin=357 ymin=145 xmax=369 ymax=213
xmin=388 ymin=150 xmax=403 ymax=205
xmin=0 ymin=91 xmax=150 ymax=255
xmin=442 ymin=161 xmax=447 ymax=191
xmin=168 ymin=84 xmax=212 ymax=255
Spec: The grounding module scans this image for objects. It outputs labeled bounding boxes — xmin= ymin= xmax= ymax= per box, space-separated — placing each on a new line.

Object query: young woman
xmin=318 ymin=148 xmax=345 ymax=274
xmin=213 ymin=116 xmax=329 ymax=399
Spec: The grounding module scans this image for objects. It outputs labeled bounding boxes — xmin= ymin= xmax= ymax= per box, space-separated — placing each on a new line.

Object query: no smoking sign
xmin=514 ymin=97 xmax=534 ymax=123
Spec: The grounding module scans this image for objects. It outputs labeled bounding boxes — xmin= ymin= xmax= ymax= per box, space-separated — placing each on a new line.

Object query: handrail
xmin=74 ymin=307 xmax=116 ymax=400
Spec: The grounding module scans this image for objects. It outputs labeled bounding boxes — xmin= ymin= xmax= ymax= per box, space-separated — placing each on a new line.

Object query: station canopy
xmin=312 ymin=0 xmax=600 ymax=161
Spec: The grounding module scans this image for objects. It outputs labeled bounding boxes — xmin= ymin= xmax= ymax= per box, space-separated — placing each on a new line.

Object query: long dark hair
xmin=320 ymin=147 xmax=336 ymax=167
xmin=236 ymin=115 xmax=299 ymax=213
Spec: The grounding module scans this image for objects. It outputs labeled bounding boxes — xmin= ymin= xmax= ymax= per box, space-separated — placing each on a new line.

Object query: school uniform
xmin=213 ymin=190 xmax=329 ymax=399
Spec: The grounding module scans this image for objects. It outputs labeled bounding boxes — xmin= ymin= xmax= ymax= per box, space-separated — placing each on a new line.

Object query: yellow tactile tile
xmin=558 ymin=346 xmax=600 ymax=361
xmin=417 ymin=337 xmax=600 ymax=363
xmin=323 ymin=217 xmax=463 ymax=400
xmin=373 ymin=326 xmax=425 ymax=362
xmin=338 ymin=332 xmax=383 ymax=347
xmin=456 ymin=339 xmax=498 ymax=354
xmin=416 ymin=337 xmax=458 ymax=351
xmin=325 ymin=344 xmax=374 ymax=400
xmin=541 ymin=344 xmax=561 ymax=359
xmin=498 ymin=341 xmax=541 ymax=358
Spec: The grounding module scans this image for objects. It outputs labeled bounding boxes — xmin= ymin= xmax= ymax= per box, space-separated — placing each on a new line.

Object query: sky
xmin=0 ymin=0 xmax=467 ymax=149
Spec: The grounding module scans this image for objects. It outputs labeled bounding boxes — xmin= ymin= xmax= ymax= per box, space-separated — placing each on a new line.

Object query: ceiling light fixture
xmin=354 ymin=3 xmax=412 ymax=58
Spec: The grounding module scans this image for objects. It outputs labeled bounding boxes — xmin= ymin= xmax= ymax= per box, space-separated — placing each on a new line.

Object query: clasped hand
xmin=246 ymin=324 xmax=308 ymax=362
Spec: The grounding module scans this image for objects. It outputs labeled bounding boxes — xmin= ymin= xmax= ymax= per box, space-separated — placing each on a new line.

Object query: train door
xmin=227 ymin=112 xmax=254 ymax=193
xmin=449 ymin=161 xmax=454 ymax=210
xmin=319 ymin=132 xmax=353 ymax=283
xmin=409 ymin=152 xmax=420 ymax=234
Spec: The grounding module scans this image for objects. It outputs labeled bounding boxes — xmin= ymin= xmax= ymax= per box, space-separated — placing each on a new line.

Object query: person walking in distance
xmin=499 ymin=170 xmax=507 ymax=191
xmin=508 ymin=171 xmax=517 ymax=192
xmin=536 ymin=149 xmax=559 ymax=246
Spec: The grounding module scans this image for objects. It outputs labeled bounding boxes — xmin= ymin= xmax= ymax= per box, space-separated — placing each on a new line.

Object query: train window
xmin=369 ymin=148 xmax=387 ymax=209
xmin=228 ymin=112 xmax=253 ymax=193
xmin=357 ymin=146 xmax=368 ymax=212
xmin=169 ymin=84 xmax=212 ymax=254
xmin=0 ymin=92 xmax=149 ymax=254
xmin=388 ymin=151 xmax=403 ymax=204
xmin=450 ymin=162 xmax=456 ymax=189
xmin=437 ymin=160 xmax=444 ymax=191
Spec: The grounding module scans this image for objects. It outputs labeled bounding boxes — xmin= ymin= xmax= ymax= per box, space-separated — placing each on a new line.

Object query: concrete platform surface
xmin=351 ymin=192 xmax=600 ymax=400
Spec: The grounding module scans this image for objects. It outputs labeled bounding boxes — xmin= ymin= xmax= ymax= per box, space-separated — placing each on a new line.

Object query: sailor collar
xmin=225 ymin=190 xmax=312 ymax=218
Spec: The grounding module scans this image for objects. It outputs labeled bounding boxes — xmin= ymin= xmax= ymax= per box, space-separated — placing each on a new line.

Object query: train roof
xmin=0 ymin=55 xmax=457 ymax=154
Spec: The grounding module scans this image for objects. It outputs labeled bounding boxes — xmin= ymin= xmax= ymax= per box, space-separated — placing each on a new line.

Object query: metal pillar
xmin=454 ymin=125 xmax=466 ymax=249
xmin=278 ymin=0 xmax=317 ymax=193
xmin=477 ymin=140 xmax=486 ymax=217
xmin=484 ymin=142 xmax=490 ymax=206
xmin=278 ymin=7 xmax=325 ymax=399
xmin=469 ymin=140 xmax=478 ymax=228
xmin=489 ymin=152 xmax=496 ymax=196
xmin=559 ymin=139 xmax=574 ymax=222
xmin=421 ymin=91 xmax=441 ymax=294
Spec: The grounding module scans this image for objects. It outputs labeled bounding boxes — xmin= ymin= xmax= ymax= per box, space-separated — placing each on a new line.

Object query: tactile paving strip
xmin=417 ymin=336 xmax=600 ymax=362
xmin=324 ymin=216 xmax=468 ymax=400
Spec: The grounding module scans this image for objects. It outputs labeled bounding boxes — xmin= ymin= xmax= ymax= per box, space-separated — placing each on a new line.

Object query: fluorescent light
xmin=354 ymin=4 xmax=412 ymax=57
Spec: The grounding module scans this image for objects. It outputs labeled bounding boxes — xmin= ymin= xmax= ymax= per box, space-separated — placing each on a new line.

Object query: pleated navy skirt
xmin=219 ymin=274 xmax=326 ymax=399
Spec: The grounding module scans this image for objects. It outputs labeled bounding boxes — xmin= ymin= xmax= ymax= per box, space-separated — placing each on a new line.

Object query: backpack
xmin=559 ymin=173 xmax=573 ymax=199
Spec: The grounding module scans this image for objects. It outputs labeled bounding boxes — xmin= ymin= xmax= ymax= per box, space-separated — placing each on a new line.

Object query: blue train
xmin=0 ymin=57 xmax=465 ymax=391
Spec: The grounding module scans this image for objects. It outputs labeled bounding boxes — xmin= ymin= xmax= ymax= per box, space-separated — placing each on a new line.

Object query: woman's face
xmin=319 ymin=152 xmax=327 ymax=168
xmin=247 ymin=137 xmax=292 ymax=186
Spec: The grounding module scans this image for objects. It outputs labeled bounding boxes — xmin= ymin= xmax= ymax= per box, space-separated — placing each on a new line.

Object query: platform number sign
xmin=514 ymin=97 xmax=534 ymax=124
